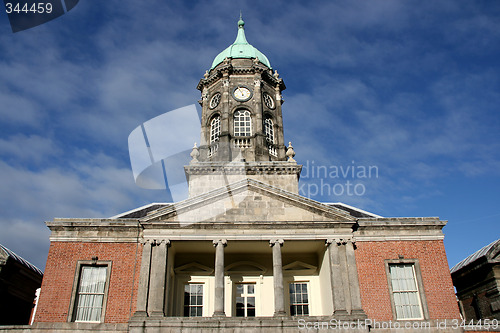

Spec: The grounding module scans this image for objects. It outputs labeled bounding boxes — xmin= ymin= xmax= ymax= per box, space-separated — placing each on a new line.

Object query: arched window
xmin=264 ymin=118 xmax=274 ymax=143
xmin=210 ymin=116 xmax=221 ymax=143
xmin=234 ymin=110 xmax=252 ymax=136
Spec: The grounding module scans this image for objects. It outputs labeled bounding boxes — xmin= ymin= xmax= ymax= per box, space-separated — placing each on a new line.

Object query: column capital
xmin=346 ymin=238 xmax=356 ymax=247
xmin=151 ymin=238 xmax=170 ymax=246
xmin=269 ymin=239 xmax=284 ymax=247
xmin=213 ymin=239 xmax=227 ymax=247
xmin=336 ymin=238 xmax=347 ymax=245
xmin=325 ymin=238 xmax=353 ymax=246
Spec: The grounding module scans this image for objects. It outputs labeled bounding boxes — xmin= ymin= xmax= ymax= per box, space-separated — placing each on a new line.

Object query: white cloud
xmin=0 ymin=134 xmax=61 ymax=164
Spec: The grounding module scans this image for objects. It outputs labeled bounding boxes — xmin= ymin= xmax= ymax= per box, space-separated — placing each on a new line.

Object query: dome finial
xmin=210 ymin=14 xmax=272 ymax=69
xmin=238 ymin=11 xmax=244 ymax=28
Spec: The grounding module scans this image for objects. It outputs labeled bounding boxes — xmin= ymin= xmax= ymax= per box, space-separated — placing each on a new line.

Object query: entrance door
xmin=235 ymin=283 xmax=255 ymax=317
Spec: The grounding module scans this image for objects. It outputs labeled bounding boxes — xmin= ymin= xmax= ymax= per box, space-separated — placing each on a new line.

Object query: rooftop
xmin=0 ymin=243 xmax=43 ymax=276
xmin=111 ymin=201 xmax=380 ymax=220
xmin=450 ymin=238 xmax=500 ymax=273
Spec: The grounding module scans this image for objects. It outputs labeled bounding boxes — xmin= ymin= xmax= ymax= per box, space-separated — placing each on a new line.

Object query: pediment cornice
xmin=141 ymin=178 xmax=355 ymax=224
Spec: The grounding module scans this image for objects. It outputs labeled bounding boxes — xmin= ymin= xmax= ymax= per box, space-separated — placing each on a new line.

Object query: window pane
xmin=235 ymin=284 xmax=256 ymax=317
xmin=184 ymin=284 xmax=203 ymax=317
xmin=196 ymin=284 xmax=203 ymax=294
xmin=389 ymin=264 xmax=423 ymax=319
xmin=236 ymin=284 xmax=243 ymax=295
xmin=289 ymin=282 xmax=309 ymax=316
xmin=247 ymin=285 xmax=254 ymax=294
xmin=75 ymin=266 xmax=107 ymax=322
xmin=234 ymin=110 xmax=252 ymax=136
xmin=210 ymin=116 xmax=221 ymax=143
xmin=264 ymin=118 xmax=274 ymax=144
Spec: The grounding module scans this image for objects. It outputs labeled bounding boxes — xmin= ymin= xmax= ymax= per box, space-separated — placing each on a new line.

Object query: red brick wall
xmin=355 ymin=240 xmax=460 ymax=320
xmin=34 ymin=242 xmax=142 ymax=323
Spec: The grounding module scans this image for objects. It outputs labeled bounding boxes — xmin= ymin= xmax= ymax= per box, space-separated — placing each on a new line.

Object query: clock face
xmin=263 ymin=92 xmax=275 ymax=109
xmin=210 ymin=92 xmax=221 ymax=109
xmin=232 ymin=86 xmax=252 ymax=102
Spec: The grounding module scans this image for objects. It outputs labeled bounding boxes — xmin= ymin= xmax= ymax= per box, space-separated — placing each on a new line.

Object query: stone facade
xmin=12 ymin=18 xmax=464 ymax=333
xmin=24 ymin=178 xmax=462 ymax=332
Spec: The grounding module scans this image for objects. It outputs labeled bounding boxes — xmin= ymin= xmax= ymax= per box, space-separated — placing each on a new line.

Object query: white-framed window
xmin=264 ymin=118 xmax=274 ymax=143
xmin=210 ymin=116 xmax=221 ymax=143
xmin=234 ymin=110 xmax=252 ymax=137
xmin=235 ymin=283 xmax=256 ymax=317
xmin=388 ymin=264 xmax=424 ymax=320
xmin=72 ymin=265 xmax=109 ymax=322
xmin=289 ymin=282 xmax=309 ymax=316
xmin=183 ymin=284 xmax=204 ymax=317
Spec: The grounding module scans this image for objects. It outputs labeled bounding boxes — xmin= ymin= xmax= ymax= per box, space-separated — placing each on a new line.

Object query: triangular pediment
xmin=283 ymin=261 xmax=317 ymax=275
xmin=141 ymin=179 xmax=356 ymax=224
xmin=225 ymin=261 xmax=266 ymax=274
xmin=174 ymin=262 xmax=213 ymax=275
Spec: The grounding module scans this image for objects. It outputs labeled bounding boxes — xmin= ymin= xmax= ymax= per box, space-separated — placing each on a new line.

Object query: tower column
xmin=148 ymin=239 xmax=170 ymax=317
xmin=270 ymin=239 xmax=286 ymax=316
xmin=135 ymin=239 xmax=152 ymax=316
xmin=213 ymin=239 xmax=227 ymax=317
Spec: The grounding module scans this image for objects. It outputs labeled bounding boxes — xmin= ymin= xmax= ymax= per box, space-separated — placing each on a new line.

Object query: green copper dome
xmin=211 ymin=19 xmax=271 ymax=69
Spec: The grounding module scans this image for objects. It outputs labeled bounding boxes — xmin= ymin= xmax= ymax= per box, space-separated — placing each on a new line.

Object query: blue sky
xmin=0 ymin=0 xmax=499 ymax=271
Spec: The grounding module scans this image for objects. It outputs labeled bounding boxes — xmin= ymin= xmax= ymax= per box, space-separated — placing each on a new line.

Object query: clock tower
xmin=185 ymin=17 xmax=301 ymax=196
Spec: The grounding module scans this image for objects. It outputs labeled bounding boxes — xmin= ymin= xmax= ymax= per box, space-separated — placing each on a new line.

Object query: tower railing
xmin=268 ymin=144 xmax=277 ymax=157
xmin=233 ymin=138 xmax=251 ymax=149
xmin=208 ymin=143 xmax=219 ymax=158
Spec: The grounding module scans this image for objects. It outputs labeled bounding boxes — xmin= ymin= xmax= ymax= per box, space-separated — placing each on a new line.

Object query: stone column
xmin=339 ymin=240 xmax=352 ymax=312
xmin=148 ymin=239 xmax=170 ymax=317
xmin=345 ymin=240 xmax=366 ymax=317
xmin=213 ymin=239 xmax=227 ymax=317
xmin=326 ymin=239 xmax=348 ymax=316
xmin=135 ymin=240 xmax=152 ymax=316
xmin=270 ymin=239 xmax=286 ymax=316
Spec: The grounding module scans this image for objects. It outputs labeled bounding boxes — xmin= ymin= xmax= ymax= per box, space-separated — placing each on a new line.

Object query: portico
xmin=133 ymin=236 xmax=366 ymax=319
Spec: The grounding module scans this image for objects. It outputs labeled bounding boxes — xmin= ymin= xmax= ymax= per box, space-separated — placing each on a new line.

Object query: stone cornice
xmin=141 ymin=220 xmax=355 ymax=230
xmin=357 ymin=217 xmax=446 ymax=228
xmin=355 ymin=217 xmax=446 ymax=240
xmin=197 ymin=60 xmax=285 ymax=91
xmin=184 ymin=161 xmax=302 ymax=176
xmin=45 ymin=199 xmax=449 ymax=243
xmin=46 ymin=219 xmax=141 ymax=242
